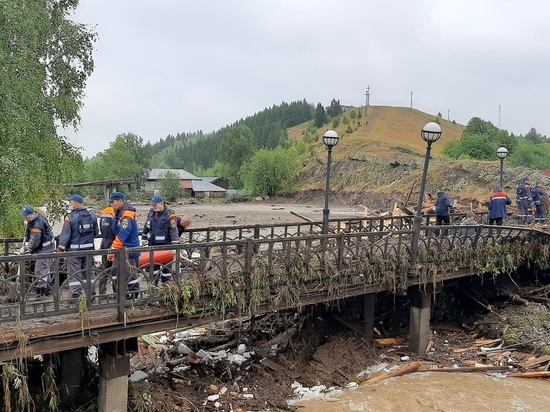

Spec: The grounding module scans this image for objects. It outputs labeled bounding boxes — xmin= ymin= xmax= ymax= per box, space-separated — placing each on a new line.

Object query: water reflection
xmin=296 ymin=372 xmax=550 ymax=411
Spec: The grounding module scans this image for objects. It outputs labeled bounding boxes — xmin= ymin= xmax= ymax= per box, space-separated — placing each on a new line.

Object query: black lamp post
xmin=322 ymin=129 xmax=340 ymax=234
xmin=411 ymin=122 xmax=442 ymax=253
xmin=496 ymin=146 xmax=508 ymax=189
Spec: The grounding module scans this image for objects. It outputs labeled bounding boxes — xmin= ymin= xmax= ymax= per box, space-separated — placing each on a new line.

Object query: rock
xmin=177 ymin=343 xmax=192 ymax=355
xmin=129 ymin=370 xmax=148 ymax=382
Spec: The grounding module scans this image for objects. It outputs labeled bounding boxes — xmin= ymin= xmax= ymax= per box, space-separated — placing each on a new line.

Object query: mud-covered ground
xmin=127 ymin=274 xmax=550 ymax=412
xmin=123 ymin=198 xmax=550 ymax=412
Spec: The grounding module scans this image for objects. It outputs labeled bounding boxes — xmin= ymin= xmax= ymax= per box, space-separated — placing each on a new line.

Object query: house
xmin=145 ymin=169 xmax=228 ymax=198
xmin=199 ymin=177 xmax=230 ymax=190
xmin=191 ymin=180 xmax=227 ymax=199
xmin=144 ymin=169 xmax=201 ymax=197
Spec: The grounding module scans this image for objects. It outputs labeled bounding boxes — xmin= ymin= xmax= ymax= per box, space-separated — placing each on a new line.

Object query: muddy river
xmin=296 ymin=373 xmax=549 ymax=411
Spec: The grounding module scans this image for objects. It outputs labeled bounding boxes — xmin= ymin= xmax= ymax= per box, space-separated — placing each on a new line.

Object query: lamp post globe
xmin=496 ymin=147 xmax=508 ymax=188
xmin=421 ymin=122 xmax=442 ymax=143
xmin=322 ymin=130 xmax=339 ymax=235
xmin=323 ymin=129 xmax=340 ymax=148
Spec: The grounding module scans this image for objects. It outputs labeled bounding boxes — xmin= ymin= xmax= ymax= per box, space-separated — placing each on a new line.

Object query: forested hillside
xmin=150 ymin=100 xmax=314 ymax=171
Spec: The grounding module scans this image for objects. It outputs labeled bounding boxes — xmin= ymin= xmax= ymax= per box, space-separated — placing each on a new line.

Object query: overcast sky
xmin=64 ymin=0 xmax=550 ymax=158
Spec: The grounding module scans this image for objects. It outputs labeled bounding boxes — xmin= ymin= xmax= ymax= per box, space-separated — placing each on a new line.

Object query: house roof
xmin=192 ymin=180 xmax=226 ymax=192
xmin=200 ymin=176 xmax=227 ymax=183
xmin=148 ymin=169 xmax=200 ymax=180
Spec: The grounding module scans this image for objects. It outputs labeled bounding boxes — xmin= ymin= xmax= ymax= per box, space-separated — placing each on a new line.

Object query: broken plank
xmin=518 ymin=355 xmax=550 ymax=369
xmin=290 ymin=211 xmax=313 ymax=222
xmin=259 ymin=358 xmax=285 ymax=371
xmin=360 ymin=361 xmax=422 ymax=384
xmin=417 ymin=366 xmax=509 ymax=373
xmin=508 ymin=371 xmax=550 ymax=379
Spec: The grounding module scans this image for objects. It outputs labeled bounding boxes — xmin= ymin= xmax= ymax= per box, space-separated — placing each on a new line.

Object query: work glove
xmin=19 ymin=247 xmax=31 ymax=254
xmin=107 ymin=254 xmax=115 ymax=262
xmin=140 ymin=239 xmax=148 ymax=247
xmin=55 ymin=247 xmax=65 ymax=253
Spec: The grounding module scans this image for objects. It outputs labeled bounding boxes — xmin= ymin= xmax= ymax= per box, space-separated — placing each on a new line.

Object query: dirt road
xmin=137 ymin=200 xmax=366 ymax=228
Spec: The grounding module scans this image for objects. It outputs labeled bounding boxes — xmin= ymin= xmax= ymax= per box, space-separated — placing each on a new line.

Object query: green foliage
xmin=0 ymin=0 xmax=96 ymax=236
xmin=443 ymin=133 xmax=497 ymax=160
xmin=346 ymin=125 xmax=353 ymax=134
xmin=159 ymin=171 xmax=186 ymax=202
xmin=443 ymin=116 xmax=519 ymax=162
xmin=150 ymin=100 xmax=313 ymax=173
xmin=332 ymin=117 xmax=340 ymax=128
xmin=217 ymin=125 xmax=256 ymax=188
xmin=314 ymin=103 xmax=328 ymax=128
xmin=241 ymin=148 xmax=300 ymax=196
xmin=508 ymin=141 xmax=550 ymax=169
xmin=326 ymin=98 xmax=343 ymax=118
xmin=84 ymin=132 xmax=152 ymax=190
xmin=522 ymin=127 xmax=546 ymax=144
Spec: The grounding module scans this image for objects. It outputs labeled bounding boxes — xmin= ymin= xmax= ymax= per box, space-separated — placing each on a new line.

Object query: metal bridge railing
xmin=0 ymin=216 xmax=541 ymax=325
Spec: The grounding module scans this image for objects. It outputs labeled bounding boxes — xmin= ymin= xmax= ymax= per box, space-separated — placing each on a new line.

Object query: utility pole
xmin=410 ymin=91 xmax=413 ymax=108
xmin=364 ymin=85 xmax=370 ymax=120
xmin=447 ymin=109 xmax=450 ymax=120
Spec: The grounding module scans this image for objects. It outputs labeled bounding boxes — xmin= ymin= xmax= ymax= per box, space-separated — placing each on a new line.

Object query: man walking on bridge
xmin=56 ymin=194 xmax=99 ymax=298
xmin=107 ymin=191 xmax=140 ymax=296
xmin=435 ymin=187 xmax=452 ymax=236
xmin=20 ymin=206 xmax=55 ymax=296
xmin=142 ymin=195 xmax=179 ymax=284
xmin=516 ymin=177 xmax=533 ymax=224
xmin=488 ymin=185 xmax=512 ymax=226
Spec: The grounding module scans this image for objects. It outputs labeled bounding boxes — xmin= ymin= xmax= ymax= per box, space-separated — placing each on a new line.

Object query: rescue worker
xmin=516 ymin=177 xmax=533 ymax=224
xmin=488 ymin=184 xmax=512 ymax=226
xmin=56 ymin=194 xmax=99 ymax=298
xmin=531 ymin=181 xmax=547 ymax=223
xmin=98 ymin=203 xmax=116 ymax=295
xmin=107 ymin=191 xmax=140 ymax=296
xmin=459 ymin=211 xmax=479 ymax=240
xmin=435 ymin=187 xmax=452 ymax=236
xmin=20 ymin=205 xmax=55 ymax=296
xmin=141 ymin=195 xmax=179 ymax=284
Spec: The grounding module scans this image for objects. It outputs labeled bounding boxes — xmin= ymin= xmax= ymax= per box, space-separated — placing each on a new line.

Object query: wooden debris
xmin=417 ymin=365 xmax=509 ymax=373
xmin=518 ymin=355 xmax=550 ymax=369
xmin=374 ymin=338 xmax=405 ymax=346
xmin=290 ymin=211 xmax=313 ymax=222
xmin=508 ymin=371 xmax=550 ymax=379
xmin=259 ymin=358 xmax=285 ymax=372
xmin=360 ymin=361 xmax=422 ymax=384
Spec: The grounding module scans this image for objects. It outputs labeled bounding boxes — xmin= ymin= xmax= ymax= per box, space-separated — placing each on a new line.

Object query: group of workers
xmin=490 ymin=177 xmax=548 ymax=225
xmin=20 ymin=192 xmax=187 ymax=299
xmin=434 ymin=177 xmax=548 ymax=233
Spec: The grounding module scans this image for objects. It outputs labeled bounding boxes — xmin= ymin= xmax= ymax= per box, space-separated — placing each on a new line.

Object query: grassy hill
xmin=286 ymin=106 xmax=544 ymax=211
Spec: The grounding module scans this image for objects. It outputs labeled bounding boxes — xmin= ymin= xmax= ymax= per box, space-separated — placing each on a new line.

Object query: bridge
xmin=1 ymin=213 xmax=549 ymax=410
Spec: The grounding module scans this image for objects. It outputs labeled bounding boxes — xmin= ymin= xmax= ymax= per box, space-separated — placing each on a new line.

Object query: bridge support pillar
xmin=98 ymin=339 xmax=137 ymax=412
xmin=363 ymin=293 xmax=375 ymax=338
xmin=60 ymin=348 xmax=84 ymax=407
xmin=408 ymin=288 xmax=432 ymax=353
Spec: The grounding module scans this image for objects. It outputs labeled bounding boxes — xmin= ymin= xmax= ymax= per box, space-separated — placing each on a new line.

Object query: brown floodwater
xmin=295 ymin=372 xmax=550 ymax=411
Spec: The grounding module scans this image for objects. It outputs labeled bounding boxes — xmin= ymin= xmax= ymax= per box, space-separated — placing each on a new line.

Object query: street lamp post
xmin=411 ymin=122 xmax=443 ymax=255
xmin=322 ymin=130 xmax=340 ymax=234
xmin=496 ymin=146 xmax=508 ymax=189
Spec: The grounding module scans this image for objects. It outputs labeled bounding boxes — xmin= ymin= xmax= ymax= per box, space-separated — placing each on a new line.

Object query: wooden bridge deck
xmin=1 ymin=215 xmax=549 ymax=361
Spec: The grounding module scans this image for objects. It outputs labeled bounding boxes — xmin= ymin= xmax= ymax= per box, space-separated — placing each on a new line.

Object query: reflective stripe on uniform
xmin=69 ymin=243 xmax=94 ymax=250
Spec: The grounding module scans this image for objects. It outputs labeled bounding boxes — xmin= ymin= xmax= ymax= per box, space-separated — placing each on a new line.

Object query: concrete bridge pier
xmin=98 ymin=339 xmax=137 ymax=412
xmin=363 ymin=293 xmax=376 ymax=338
xmin=60 ymin=348 xmax=84 ymax=406
xmin=408 ymin=286 xmax=432 ymax=353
